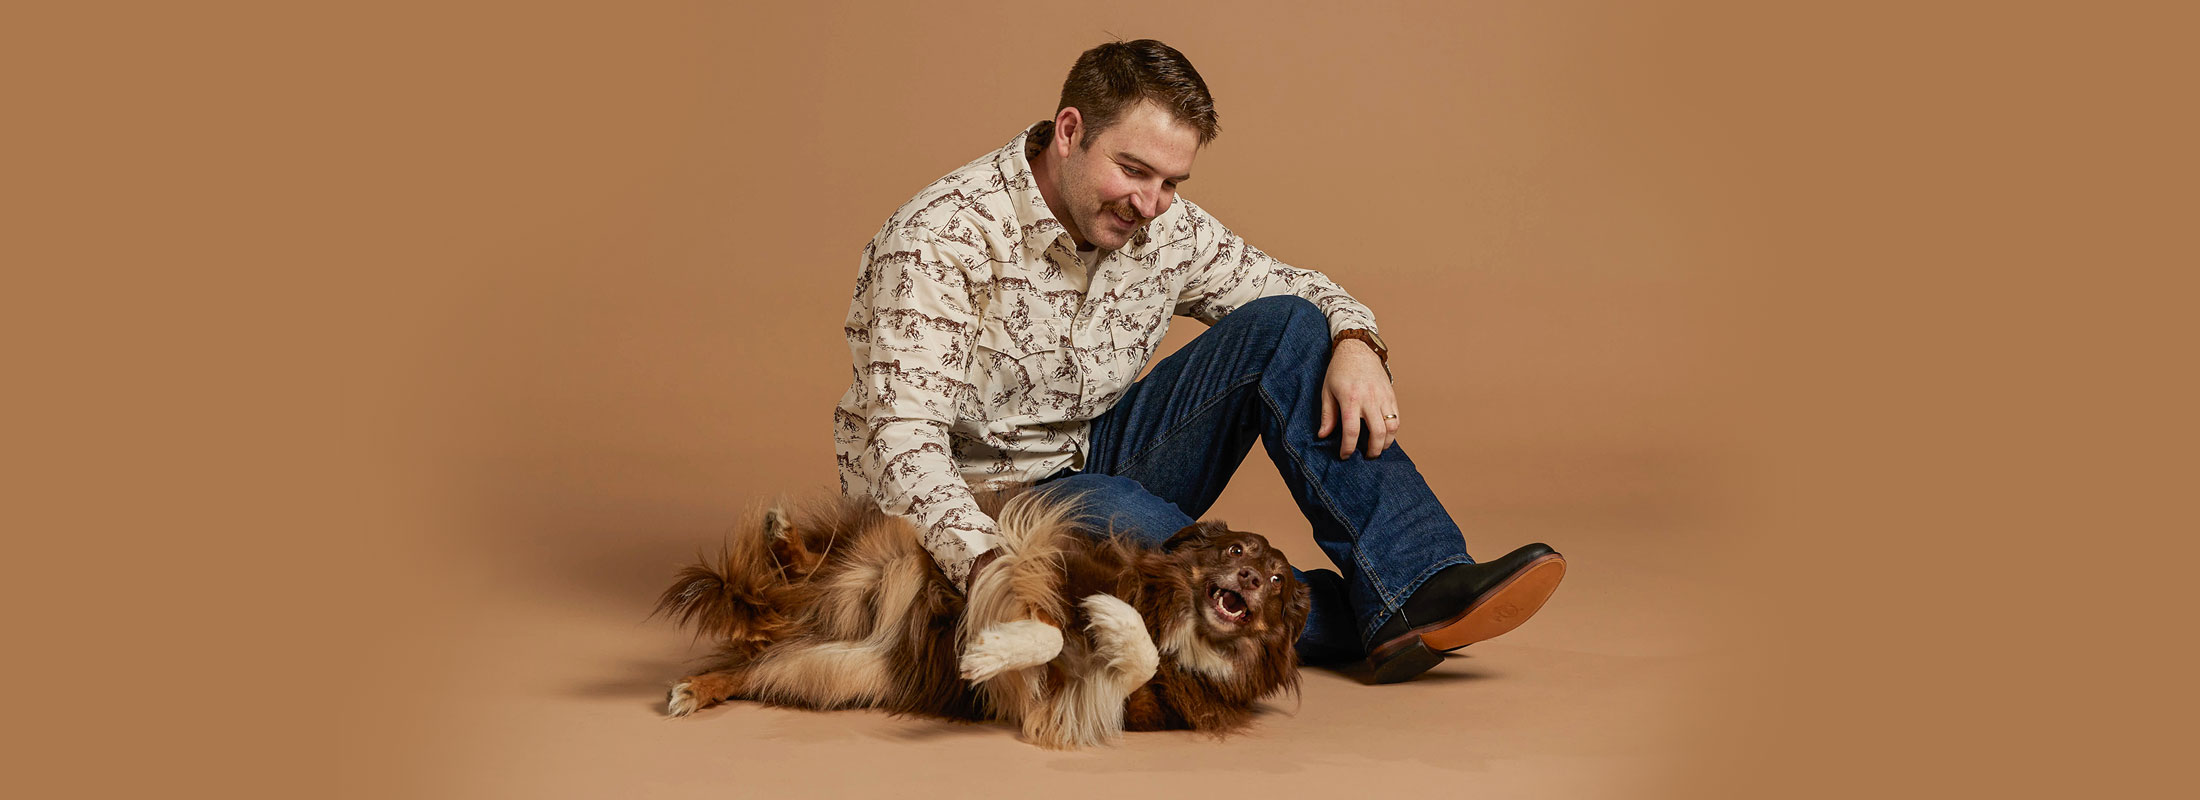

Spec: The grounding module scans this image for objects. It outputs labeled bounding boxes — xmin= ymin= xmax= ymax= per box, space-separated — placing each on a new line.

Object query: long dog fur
xmin=654 ymin=488 xmax=1308 ymax=748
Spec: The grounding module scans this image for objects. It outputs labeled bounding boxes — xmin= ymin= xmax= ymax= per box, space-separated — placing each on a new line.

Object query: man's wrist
xmin=963 ymin=549 xmax=1003 ymax=592
xmin=1332 ymin=329 xmax=1392 ymax=382
xmin=1331 ymin=329 xmax=1388 ymax=363
xmin=1333 ymin=338 xmax=1377 ymax=357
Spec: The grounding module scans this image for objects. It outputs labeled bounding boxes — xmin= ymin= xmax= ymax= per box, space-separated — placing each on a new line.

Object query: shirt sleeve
xmin=835 ymin=226 xmax=1001 ymax=586
xmin=1171 ymin=197 xmax=1381 ymax=337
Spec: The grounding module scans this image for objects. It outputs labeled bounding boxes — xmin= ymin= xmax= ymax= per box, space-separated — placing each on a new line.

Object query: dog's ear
xmin=1162 ymin=520 xmax=1228 ymax=552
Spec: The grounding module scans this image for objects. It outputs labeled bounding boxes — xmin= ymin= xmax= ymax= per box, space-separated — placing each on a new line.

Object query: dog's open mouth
xmin=1207 ymin=585 xmax=1249 ymax=625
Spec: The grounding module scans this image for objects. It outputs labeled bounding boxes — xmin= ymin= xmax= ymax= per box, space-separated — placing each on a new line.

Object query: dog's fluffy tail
xmin=654 ymin=558 xmax=740 ymax=638
xmin=652 ymin=506 xmax=810 ymax=658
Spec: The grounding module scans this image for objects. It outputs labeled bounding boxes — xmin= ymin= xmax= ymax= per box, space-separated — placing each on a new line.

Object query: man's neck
xmin=1027 ymin=124 xmax=1094 ymax=252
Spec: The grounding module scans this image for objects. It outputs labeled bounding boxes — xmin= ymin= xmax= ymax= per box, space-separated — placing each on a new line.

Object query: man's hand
xmin=1317 ymin=339 xmax=1400 ymax=459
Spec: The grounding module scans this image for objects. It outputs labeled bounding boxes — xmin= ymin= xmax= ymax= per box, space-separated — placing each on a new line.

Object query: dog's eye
xmin=1229 ymin=544 xmax=1243 ymax=556
xmin=1270 ymin=574 xmax=1281 ymax=583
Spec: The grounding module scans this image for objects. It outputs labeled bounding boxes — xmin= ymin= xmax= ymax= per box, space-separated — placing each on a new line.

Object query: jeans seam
xmin=1109 ymin=372 xmax=1402 ymax=622
xmin=1109 ymin=372 xmax=1264 ymax=479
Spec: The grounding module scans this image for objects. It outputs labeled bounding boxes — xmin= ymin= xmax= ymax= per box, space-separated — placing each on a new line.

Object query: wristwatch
xmin=1332 ymin=329 xmax=1387 ymax=362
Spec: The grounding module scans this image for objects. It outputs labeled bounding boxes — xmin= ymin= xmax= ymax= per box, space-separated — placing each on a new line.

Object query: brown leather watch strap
xmin=1332 ymin=329 xmax=1394 ymax=383
xmin=1332 ymin=329 xmax=1388 ymax=363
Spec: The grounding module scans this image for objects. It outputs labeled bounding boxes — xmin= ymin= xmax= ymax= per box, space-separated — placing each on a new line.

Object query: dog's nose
xmin=1237 ymin=568 xmax=1261 ymax=590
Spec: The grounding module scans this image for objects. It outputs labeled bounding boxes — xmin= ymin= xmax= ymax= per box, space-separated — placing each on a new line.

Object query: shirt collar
xmin=996 ymin=120 xmax=1155 ymax=262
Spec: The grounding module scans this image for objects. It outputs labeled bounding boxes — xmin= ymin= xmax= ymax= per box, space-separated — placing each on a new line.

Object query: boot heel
xmin=1366 ymin=639 xmax=1442 ymax=684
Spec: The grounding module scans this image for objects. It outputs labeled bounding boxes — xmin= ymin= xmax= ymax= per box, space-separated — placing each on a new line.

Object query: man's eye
xmin=1122 ymin=165 xmax=1141 ymax=177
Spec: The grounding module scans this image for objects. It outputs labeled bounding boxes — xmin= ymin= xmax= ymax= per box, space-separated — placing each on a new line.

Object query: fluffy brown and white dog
xmin=653 ymin=488 xmax=1310 ymax=748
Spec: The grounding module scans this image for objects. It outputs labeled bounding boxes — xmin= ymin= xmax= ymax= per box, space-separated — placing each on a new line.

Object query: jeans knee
xmin=1229 ymin=296 xmax=1329 ymax=370
xmin=1238 ymin=294 xmax=1320 ymax=324
xmin=1040 ymin=473 xmax=1139 ymax=498
xmin=1033 ymin=474 xmax=1146 ymax=517
xmin=1030 ymin=473 xmax=1191 ymax=543
xmin=1233 ymin=295 xmax=1330 ymax=353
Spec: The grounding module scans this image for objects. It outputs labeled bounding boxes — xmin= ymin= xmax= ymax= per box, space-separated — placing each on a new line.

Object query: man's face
xmin=1049 ymin=101 xmax=1200 ymax=251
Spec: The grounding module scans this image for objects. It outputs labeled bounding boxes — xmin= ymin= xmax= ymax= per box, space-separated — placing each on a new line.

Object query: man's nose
xmin=1130 ymin=188 xmax=1167 ymax=220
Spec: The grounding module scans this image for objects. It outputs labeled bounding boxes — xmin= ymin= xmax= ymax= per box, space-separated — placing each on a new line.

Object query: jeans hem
xmin=1359 ymin=553 xmax=1478 ymax=644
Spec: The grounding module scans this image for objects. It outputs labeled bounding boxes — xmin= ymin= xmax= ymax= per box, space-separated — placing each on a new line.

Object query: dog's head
xmin=1162 ymin=521 xmax=1311 ymax=646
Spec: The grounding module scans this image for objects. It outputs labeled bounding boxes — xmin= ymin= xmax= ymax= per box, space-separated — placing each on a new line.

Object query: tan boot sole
xmin=1417 ymin=554 xmax=1567 ymax=652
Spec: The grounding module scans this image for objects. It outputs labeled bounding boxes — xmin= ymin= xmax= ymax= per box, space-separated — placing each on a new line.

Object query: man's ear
xmin=1162 ymin=520 xmax=1228 ymax=552
xmin=1055 ymin=106 xmax=1082 ymax=156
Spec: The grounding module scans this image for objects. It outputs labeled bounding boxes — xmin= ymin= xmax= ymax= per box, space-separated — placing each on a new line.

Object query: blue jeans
xmin=1032 ymin=295 xmax=1475 ymax=662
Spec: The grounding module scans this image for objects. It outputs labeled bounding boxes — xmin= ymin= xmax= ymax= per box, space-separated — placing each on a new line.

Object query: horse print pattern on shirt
xmin=835 ymin=120 xmax=1380 ymax=585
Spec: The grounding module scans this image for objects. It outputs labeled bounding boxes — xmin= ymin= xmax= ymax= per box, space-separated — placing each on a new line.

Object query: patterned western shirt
xmin=834 ymin=120 xmax=1381 ymax=585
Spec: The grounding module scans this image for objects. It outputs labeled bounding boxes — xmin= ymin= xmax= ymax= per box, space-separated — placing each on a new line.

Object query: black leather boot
xmin=1363 ymin=543 xmax=1568 ymax=684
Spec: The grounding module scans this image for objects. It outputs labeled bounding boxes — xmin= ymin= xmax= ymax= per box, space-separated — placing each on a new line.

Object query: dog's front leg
xmin=957 ymin=548 xmax=1067 ymax=682
xmin=958 ymin=620 xmax=1063 ymax=682
xmin=1079 ymin=594 xmax=1160 ymax=692
xmin=1008 ymin=595 xmax=1160 ymax=749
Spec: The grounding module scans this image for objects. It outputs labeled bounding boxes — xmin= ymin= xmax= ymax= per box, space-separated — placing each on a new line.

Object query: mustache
xmin=1104 ymin=203 xmax=1146 ymax=224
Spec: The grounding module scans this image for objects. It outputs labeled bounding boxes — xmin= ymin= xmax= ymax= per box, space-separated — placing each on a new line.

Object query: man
xmin=835 ymin=39 xmax=1566 ymax=683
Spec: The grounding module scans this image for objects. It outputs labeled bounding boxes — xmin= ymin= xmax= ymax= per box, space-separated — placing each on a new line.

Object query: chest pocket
xmin=972 ymin=311 xmax=1067 ymax=424
xmin=1094 ymin=279 xmax=1173 ymax=371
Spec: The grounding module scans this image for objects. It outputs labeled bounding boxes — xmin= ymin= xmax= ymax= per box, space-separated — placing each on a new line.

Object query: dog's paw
xmin=960 ymin=619 xmax=1063 ymax=683
xmin=666 ymin=681 xmax=702 ymax=717
xmin=1082 ymin=593 xmax=1160 ymax=685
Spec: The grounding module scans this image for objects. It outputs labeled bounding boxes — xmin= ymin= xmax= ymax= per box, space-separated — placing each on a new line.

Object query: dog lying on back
xmin=653 ymin=488 xmax=1310 ymax=748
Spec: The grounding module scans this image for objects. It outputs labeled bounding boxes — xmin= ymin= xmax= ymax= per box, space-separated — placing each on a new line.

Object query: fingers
xmin=1329 ymin=374 xmax=1404 ymax=459
xmin=1338 ymin=394 xmax=1361 ymax=459
xmin=1363 ymin=404 xmax=1391 ymax=457
xmin=1318 ymin=386 xmax=1336 ymax=439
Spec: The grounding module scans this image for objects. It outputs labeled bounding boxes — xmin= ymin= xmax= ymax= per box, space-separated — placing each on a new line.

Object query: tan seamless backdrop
xmin=6 ymin=1 xmax=2194 ymax=798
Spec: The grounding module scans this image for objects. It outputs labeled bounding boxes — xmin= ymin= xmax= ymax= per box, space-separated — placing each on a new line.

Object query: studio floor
xmin=348 ymin=464 xmax=1740 ymax=798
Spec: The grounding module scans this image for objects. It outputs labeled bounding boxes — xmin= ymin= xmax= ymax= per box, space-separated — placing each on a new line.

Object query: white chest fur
xmin=1159 ymin=615 xmax=1237 ymax=681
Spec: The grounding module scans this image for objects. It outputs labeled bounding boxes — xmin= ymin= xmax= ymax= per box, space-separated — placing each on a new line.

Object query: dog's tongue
xmin=1219 ymin=589 xmax=1246 ymax=616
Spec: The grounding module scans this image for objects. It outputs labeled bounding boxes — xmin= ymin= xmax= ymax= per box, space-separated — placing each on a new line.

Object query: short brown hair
xmin=1057 ymin=39 xmax=1220 ymax=148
